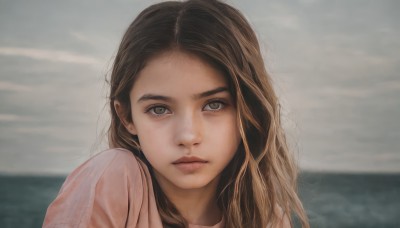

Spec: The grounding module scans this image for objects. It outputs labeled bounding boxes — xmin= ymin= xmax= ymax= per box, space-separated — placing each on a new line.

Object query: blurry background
xmin=0 ymin=0 xmax=399 ymax=227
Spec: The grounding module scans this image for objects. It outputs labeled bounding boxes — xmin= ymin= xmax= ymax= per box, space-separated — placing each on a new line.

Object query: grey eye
xmin=209 ymin=102 xmax=221 ymax=109
xmin=152 ymin=106 xmax=167 ymax=115
xmin=204 ymin=101 xmax=224 ymax=111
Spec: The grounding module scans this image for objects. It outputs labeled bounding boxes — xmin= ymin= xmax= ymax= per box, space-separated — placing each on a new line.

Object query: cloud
xmin=0 ymin=47 xmax=101 ymax=67
xmin=319 ymin=86 xmax=372 ymax=99
xmin=70 ymin=31 xmax=92 ymax=44
xmin=0 ymin=114 xmax=31 ymax=122
xmin=267 ymin=14 xmax=301 ymax=30
xmin=0 ymin=81 xmax=32 ymax=92
xmin=250 ymin=2 xmax=302 ymax=31
xmin=301 ymin=152 xmax=400 ymax=173
xmin=377 ymin=80 xmax=400 ymax=91
xmin=298 ymin=0 xmax=318 ymax=4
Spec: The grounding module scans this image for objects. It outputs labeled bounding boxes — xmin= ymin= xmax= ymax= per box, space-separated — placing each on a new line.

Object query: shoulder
xmin=66 ymin=148 xmax=145 ymax=183
xmin=86 ymin=148 xmax=142 ymax=176
xmin=54 ymin=147 xmax=146 ymax=193
xmin=88 ymin=148 xmax=140 ymax=168
xmin=43 ymin=148 xmax=148 ymax=227
xmin=55 ymin=147 xmax=147 ymax=201
xmin=87 ymin=148 xmax=149 ymax=190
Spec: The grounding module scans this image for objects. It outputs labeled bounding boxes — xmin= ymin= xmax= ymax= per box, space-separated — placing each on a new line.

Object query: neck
xmin=154 ymin=173 xmax=222 ymax=226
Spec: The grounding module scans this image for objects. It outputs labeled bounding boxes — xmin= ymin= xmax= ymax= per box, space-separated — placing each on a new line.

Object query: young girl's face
xmin=125 ymin=50 xmax=241 ymax=191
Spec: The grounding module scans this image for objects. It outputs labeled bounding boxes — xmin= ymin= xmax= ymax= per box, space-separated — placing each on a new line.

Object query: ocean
xmin=0 ymin=172 xmax=399 ymax=228
xmin=297 ymin=172 xmax=400 ymax=227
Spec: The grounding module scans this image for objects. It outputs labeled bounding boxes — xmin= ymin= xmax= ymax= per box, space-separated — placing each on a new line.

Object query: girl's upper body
xmin=43 ymin=148 xmax=224 ymax=228
xmin=43 ymin=0 xmax=309 ymax=227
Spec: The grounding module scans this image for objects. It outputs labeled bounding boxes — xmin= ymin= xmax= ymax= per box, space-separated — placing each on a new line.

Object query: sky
xmin=0 ymin=0 xmax=399 ymax=175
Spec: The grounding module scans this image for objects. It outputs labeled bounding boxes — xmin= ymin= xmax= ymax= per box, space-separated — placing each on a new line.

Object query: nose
xmin=174 ymin=111 xmax=202 ymax=149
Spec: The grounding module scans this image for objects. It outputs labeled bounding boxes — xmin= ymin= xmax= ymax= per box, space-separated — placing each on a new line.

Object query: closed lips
xmin=172 ymin=157 xmax=208 ymax=164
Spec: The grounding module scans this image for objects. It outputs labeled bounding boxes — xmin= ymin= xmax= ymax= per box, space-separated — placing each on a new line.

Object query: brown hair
xmin=107 ymin=0 xmax=309 ymax=227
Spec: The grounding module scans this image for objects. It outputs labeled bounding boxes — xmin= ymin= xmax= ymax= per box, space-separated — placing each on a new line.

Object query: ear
xmin=114 ymin=100 xmax=137 ymax=135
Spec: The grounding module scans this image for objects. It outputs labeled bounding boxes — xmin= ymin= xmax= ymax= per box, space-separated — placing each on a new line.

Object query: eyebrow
xmin=137 ymin=87 xmax=229 ymax=103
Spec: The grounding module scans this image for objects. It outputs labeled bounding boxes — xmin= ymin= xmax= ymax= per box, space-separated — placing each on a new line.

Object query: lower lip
xmin=173 ymin=162 xmax=207 ymax=173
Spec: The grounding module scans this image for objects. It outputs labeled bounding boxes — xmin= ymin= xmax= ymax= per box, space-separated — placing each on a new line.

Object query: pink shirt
xmin=43 ymin=148 xmax=224 ymax=228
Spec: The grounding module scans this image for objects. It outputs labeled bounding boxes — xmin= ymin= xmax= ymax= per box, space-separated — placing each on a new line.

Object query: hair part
xmin=107 ymin=0 xmax=309 ymax=227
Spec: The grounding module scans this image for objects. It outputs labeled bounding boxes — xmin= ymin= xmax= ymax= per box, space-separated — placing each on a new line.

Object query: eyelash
xmin=145 ymin=99 xmax=228 ymax=117
xmin=145 ymin=104 xmax=171 ymax=116
xmin=203 ymin=99 xmax=226 ymax=112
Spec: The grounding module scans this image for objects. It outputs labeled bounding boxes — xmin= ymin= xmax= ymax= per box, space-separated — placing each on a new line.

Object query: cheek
xmin=135 ymin=123 xmax=171 ymax=159
xmin=207 ymin=115 xmax=241 ymax=153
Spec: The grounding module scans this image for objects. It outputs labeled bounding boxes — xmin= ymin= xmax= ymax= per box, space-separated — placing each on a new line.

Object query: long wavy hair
xmin=107 ymin=0 xmax=309 ymax=227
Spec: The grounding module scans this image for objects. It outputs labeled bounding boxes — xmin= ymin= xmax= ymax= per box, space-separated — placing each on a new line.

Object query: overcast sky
xmin=0 ymin=0 xmax=399 ymax=175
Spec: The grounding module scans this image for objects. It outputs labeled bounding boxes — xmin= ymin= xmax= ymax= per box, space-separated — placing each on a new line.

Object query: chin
xmin=172 ymin=177 xmax=215 ymax=190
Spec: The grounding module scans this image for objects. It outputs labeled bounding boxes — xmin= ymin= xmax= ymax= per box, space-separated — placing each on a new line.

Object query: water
xmin=297 ymin=172 xmax=400 ymax=228
xmin=0 ymin=172 xmax=399 ymax=228
xmin=0 ymin=175 xmax=64 ymax=227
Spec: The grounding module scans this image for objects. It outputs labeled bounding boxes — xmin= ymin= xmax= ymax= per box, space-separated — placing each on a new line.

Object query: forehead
xmin=130 ymin=51 xmax=228 ymax=98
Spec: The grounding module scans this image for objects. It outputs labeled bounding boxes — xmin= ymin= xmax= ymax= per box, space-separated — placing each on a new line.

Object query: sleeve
xmin=43 ymin=149 xmax=144 ymax=228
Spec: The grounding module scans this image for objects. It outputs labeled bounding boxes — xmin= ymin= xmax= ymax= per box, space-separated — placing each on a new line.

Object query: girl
xmin=43 ymin=0 xmax=309 ymax=227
